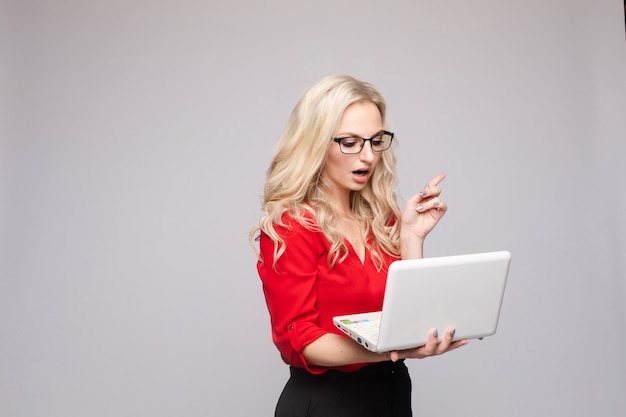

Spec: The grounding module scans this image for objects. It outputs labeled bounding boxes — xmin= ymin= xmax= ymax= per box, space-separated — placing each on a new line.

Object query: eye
xmin=340 ymin=138 xmax=360 ymax=148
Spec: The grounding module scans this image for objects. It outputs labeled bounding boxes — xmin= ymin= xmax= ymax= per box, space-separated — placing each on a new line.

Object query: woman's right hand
xmin=388 ymin=328 xmax=467 ymax=362
xmin=399 ymin=173 xmax=448 ymax=260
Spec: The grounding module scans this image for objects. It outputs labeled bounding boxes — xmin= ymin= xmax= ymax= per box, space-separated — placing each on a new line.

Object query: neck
xmin=327 ymin=188 xmax=352 ymax=215
xmin=311 ymin=187 xmax=351 ymax=215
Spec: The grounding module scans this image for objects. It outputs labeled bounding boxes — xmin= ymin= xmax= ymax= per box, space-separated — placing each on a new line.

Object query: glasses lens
xmin=371 ymin=133 xmax=392 ymax=152
xmin=339 ymin=137 xmax=364 ymax=154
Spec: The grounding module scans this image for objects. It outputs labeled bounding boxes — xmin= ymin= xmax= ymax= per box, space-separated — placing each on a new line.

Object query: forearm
xmin=301 ymin=333 xmax=390 ymax=367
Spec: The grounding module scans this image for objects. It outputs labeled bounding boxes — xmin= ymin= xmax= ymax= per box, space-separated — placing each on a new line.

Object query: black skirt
xmin=275 ymin=360 xmax=412 ymax=417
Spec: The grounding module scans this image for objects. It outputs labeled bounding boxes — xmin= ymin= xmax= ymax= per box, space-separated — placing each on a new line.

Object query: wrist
xmin=400 ymin=235 xmax=425 ymax=260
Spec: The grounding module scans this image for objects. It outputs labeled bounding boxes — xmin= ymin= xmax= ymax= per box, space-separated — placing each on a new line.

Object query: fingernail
xmin=433 ymin=329 xmax=438 ymax=338
xmin=419 ymin=191 xmax=427 ymax=196
xmin=433 ymin=201 xmax=440 ymax=207
xmin=415 ymin=205 xmax=424 ymax=212
xmin=450 ymin=329 xmax=456 ymax=338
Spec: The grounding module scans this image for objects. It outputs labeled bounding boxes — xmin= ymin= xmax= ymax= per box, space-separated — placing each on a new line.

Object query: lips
xmin=353 ymin=169 xmax=370 ymax=176
xmin=352 ymin=168 xmax=371 ymax=184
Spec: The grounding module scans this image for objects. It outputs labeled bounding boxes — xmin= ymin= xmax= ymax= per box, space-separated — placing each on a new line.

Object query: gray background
xmin=2 ymin=0 xmax=625 ymax=416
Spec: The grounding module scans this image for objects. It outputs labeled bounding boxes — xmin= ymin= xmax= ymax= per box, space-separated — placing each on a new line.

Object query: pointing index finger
xmin=421 ymin=173 xmax=446 ymax=196
xmin=428 ymin=173 xmax=446 ymax=188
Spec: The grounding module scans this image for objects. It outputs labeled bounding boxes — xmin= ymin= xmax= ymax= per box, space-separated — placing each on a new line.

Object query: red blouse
xmin=257 ymin=213 xmax=398 ymax=374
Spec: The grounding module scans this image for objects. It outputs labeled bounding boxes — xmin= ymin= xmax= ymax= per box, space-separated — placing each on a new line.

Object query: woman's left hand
xmin=388 ymin=328 xmax=467 ymax=362
xmin=400 ymin=173 xmax=448 ymax=258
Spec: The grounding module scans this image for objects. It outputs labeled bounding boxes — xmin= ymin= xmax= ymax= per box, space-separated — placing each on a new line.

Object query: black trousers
xmin=275 ymin=361 xmax=412 ymax=417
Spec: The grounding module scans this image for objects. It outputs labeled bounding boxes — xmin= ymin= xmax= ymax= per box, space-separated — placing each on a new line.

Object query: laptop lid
xmin=333 ymin=251 xmax=511 ymax=353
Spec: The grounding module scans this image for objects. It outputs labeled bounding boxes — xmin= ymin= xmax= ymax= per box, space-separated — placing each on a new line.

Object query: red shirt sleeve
xmin=257 ymin=215 xmax=329 ymax=374
xmin=258 ymin=212 xmax=398 ymax=374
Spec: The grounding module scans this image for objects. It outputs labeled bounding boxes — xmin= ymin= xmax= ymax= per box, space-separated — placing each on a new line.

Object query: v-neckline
xmin=345 ymin=237 xmax=366 ymax=265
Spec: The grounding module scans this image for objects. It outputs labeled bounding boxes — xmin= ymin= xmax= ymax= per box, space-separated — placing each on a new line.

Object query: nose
xmin=359 ymin=141 xmax=375 ymax=162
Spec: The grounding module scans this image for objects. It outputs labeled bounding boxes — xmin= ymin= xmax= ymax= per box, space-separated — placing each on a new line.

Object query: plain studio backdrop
xmin=1 ymin=1 xmax=625 ymax=416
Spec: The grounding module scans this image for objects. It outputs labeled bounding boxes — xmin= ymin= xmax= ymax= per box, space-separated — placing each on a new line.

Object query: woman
xmin=251 ymin=75 xmax=466 ymax=417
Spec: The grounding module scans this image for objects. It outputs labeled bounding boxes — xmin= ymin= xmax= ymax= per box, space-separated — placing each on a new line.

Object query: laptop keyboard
xmin=348 ymin=320 xmax=380 ymax=343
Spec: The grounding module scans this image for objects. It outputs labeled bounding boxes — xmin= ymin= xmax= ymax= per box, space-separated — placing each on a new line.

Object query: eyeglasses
xmin=332 ymin=131 xmax=394 ymax=154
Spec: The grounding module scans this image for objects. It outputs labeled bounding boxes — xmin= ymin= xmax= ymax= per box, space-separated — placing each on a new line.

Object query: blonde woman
xmin=252 ymin=75 xmax=466 ymax=417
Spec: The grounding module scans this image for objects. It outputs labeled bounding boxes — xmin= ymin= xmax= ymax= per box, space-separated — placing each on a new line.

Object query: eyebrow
xmin=335 ymin=129 xmax=385 ymax=138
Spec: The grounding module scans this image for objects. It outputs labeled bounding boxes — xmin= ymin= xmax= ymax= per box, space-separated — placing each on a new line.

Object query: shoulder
xmin=269 ymin=209 xmax=319 ymax=238
xmin=258 ymin=209 xmax=324 ymax=271
xmin=259 ymin=209 xmax=322 ymax=249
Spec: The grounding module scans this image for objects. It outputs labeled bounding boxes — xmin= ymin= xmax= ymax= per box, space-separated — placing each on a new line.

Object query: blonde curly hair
xmin=251 ymin=74 xmax=401 ymax=269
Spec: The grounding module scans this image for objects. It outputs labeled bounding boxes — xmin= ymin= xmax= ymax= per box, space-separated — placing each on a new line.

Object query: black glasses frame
xmin=332 ymin=130 xmax=394 ymax=154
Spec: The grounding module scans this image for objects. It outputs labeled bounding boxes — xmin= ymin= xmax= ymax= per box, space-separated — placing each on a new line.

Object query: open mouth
xmin=353 ymin=170 xmax=369 ymax=176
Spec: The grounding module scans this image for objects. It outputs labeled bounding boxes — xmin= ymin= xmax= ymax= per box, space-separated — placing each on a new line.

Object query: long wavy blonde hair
xmin=251 ymin=74 xmax=401 ymax=269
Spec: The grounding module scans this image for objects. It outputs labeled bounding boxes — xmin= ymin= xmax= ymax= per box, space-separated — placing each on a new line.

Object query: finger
xmin=415 ymin=198 xmax=447 ymax=213
xmin=435 ymin=328 xmax=456 ymax=354
xmin=389 ymin=351 xmax=400 ymax=362
xmin=420 ymin=173 xmax=446 ymax=198
xmin=420 ymin=328 xmax=440 ymax=356
xmin=404 ymin=193 xmax=437 ymax=214
xmin=445 ymin=339 xmax=469 ymax=352
xmin=429 ymin=173 xmax=446 ymax=187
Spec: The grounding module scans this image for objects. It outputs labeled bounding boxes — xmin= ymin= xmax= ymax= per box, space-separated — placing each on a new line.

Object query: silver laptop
xmin=333 ymin=251 xmax=511 ymax=353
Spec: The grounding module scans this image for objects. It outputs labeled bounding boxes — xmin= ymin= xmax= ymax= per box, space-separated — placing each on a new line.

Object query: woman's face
xmin=322 ymin=100 xmax=384 ymax=202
